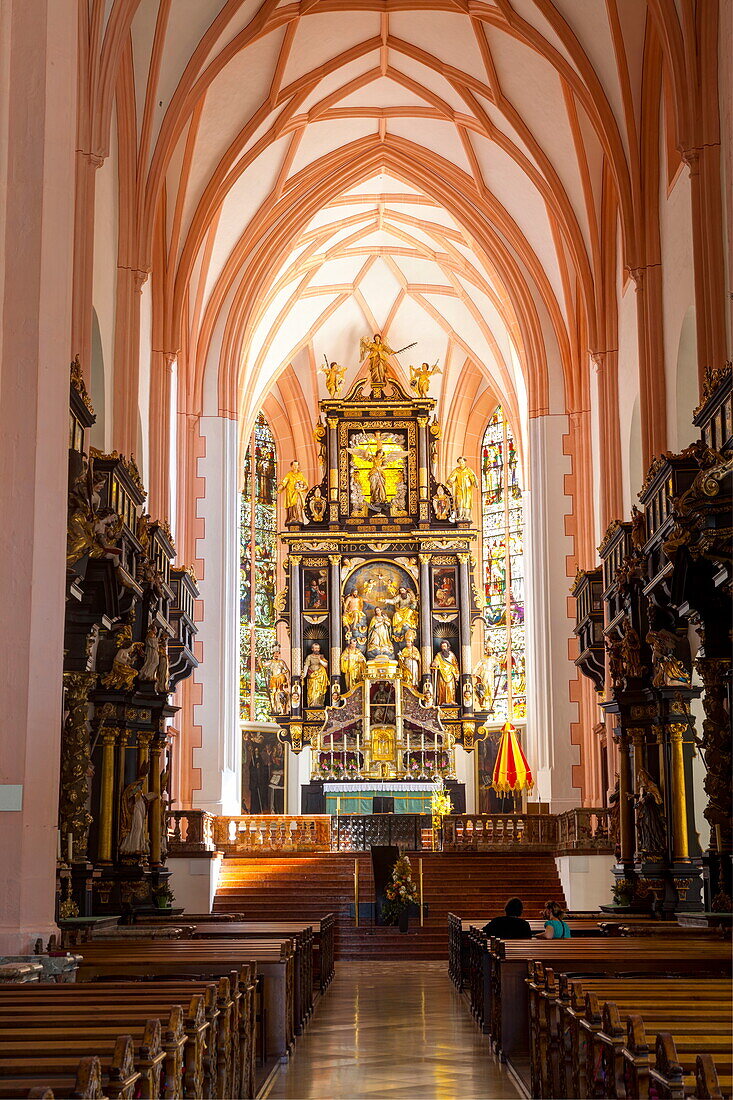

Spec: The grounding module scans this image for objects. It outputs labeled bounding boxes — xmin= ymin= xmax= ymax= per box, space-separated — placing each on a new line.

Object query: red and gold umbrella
xmin=492 ymin=721 xmax=533 ymax=793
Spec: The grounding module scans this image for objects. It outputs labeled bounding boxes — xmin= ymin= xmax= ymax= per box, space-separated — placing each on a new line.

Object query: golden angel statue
xmin=346 ymin=431 xmax=409 ymax=510
xmin=321 ymin=359 xmax=346 ymax=398
xmin=409 ymin=361 xmax=441 ymax=398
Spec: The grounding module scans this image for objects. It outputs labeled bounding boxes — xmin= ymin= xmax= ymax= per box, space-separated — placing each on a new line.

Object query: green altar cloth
xmin=326 ymin=791 xmax=433 ymax=814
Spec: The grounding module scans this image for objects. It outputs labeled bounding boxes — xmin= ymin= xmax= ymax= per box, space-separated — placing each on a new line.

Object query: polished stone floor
xmin=264 ymin=962 xmax=521 ymax=1100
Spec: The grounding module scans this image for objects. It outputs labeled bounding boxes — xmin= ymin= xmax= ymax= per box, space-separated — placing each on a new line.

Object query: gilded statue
xmin=303 ymin=643 xmax=329 ymax=708
xmin=265 ymin=647 xmax=290 ymax=715
xmin=398 ymin=629 xmax=421 ymax=688
xmin=366 ymin=606 xmax=394 ymax=659
xmin=431 ymin=641 xmax=460 ymax=705
xmin=385 ymin=586 xmax=418 ymax=642
xmin=155 ymin=639 xmax=170 ymax=694
xmin=341 ymin=638 xmax=367 ymax=693
xmin=343 ymin=590 xmax=368 ymax=650
xmin=347 ymin=431 xmax=409 ymax=511
xmin=321 ymin=359 xmax=346 ymax=398
xmin=118 ymin=762 xmax=157 ymax=858
xmin=432 ymin=485 xmax=451 ymax=521
xmin=646 ymin=629 xmax=691 ymax=687
xmin=310 ymin=487 xmax=327 ymax=522
xmin=630 ymin=505 xmax=646 ymax=553
xmin=102 ymin=626 xmax=141 ymax=690
xmin=409 ymin=361 xmax=441 ymax=398
xmin=447 ymin=457 xmax=479 ymax=522
xmin=359 ymin=334 xmax=393 ymax=386
xmin=313 ymin=419 xmax=327 ymax=469
xmin=277 ymin=460 xmax=308 ymax=525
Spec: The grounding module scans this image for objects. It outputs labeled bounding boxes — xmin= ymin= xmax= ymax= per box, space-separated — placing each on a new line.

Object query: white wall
xmin=92 ymin=115 xmax=119 ymax=451
xmin=524 ymin=415 xmax=580 ymax=810
xmin=556 ymin=854 xmax=615 ymax=912
xmin=193 ymin=415 xmax=241 ymax=813
xmin=167 ymin=853 xmax=223 ymax=915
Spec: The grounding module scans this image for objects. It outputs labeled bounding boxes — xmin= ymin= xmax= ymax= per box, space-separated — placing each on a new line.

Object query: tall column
xmin=419 ymin=553 xmax=432 ymax=690
xmin=0 ymin=0 xmax=78 ymax=952
xmin=97 ymin=729 xmax=117 ymax=864
xmin=457 ymin=552 xmax=474 ymax=718
xmin=291 ymin=555 xmax=303 ymax=711
xmin=148 ymin=737 xmax=163 ymax=867
xmin=668 ymin=724 xmax=690 ymax=861
xmin=617 ymin=732 xmax=635 ymax=864
xmin=329 ymin=555 xmax=341 ymax=690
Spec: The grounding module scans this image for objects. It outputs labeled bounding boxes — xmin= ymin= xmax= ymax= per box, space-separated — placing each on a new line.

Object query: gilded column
xmin=115 ymin=730 xmax=130 ymax=859
xmin=457 ymin=552 xmax=474 ymax=713
xmin=668 ymin=723 xmax=690 ymax=861
xmin=149 ymin=737 xmax=164 ymax=866
xmin=417 ymin=416 xmax=428 ymax=503
xmin=291 ymin=555 xmax=303 ymax=714
xmin=419 ymin=553 xmax=432 ymax=690
xmin=327 ymin=418 xmax=339 ymax=523
xmin=60 ymin=671 xmax=95 ymax=863
xmin=329 ymin=554 xmax=341 ymax=687
xmin=628 ymin=728 xmax=645 ymax=859
xmin=97 ymin=727 xmax=118 ymax=864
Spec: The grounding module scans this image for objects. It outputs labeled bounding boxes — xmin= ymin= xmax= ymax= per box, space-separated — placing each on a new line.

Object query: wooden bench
xmin=528 ymin=972 xmax=726 ymax=1100
xmin=75 ymin=938 xmax=292 ymax=1060
xmin=0 ymin=973 xmax=252 ymax=1099
xmin=0 ymin=1034 xmax=138 ymax=1100
xmin=0 ymin=1055 xmax=104 ymax=1100
xmin=480 ymin=936 xmax=730 ymax=1063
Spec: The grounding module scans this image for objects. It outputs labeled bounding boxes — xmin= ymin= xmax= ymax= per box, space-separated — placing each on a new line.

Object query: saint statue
xmin=632 ymin=768 xmax=667 ymax=856
xmin=343 ymin=590 xmax=368 ymax=650
xmin=359 ymin=334 xmax=393 ymax=386
xmin=321 ymin=359 xmax=346 ymax=397
xmin=647 ymin=629 xmax=691 ymax=687
xmin=409 ymin=361 xmax=441 ymax=398
xmin=341 ymin=638 xmax=367 ymax=693
xmin=620 ymin=618 xmax=643 ymax=679
xmin=385 ymin=586 xmax=418 ymax=643
xmin=138 ymin=623 xmax=160 ymax=681
xmin=155 ymin=639 xmax=169 ymax=694
xmin=398 ymin=629 xmax=421 ymax=688
xmin=431 ymin=641 xmax=460 ymax=705
xmin=102 ymin=627 xmax=141 ymax=690
xmin=447 ymin=456 xmax=479 ymax=522
xmin=265 ymin=647 xmax=290 ymax=715
xmin=366 ymin=606 xmax=394 ymax=659
xmin=277 ymin=460 xmax=308 ymax=525
xmin=119 ymin=762 xmax=157 ymax=857
xmin=303 ymin=643 xmax=329 ymax=708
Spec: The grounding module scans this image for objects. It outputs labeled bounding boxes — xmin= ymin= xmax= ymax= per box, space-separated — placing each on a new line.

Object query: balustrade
xmin=166 ymin=809 xmax=216 ymax=853
xmin=442 ymin=809 xmax=613 ymax=853
xmin=556 ymin=807 xmax=612 ymax=851
xmin=212 ymin=815 xmax=332 ymax=854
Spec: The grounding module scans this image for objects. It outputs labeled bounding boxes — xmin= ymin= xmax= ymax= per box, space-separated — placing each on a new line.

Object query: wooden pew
xmin=0 ymin=979 xmax=228 ymax=1099
xmin=0 ymin=1035 xmax=139 ymax=1100
xmin=650 ymin=1032 xmax=733 ymax=1100
xmin=75 ymin=939 xmax=292 ymax=1061
xmin=481 ymin=936 xmax=730 ymax=1063
xmin=0 ymin=1056 xmax=104 ymax=1100
xmin=528 ymin=971 xmax=731 ymax=1100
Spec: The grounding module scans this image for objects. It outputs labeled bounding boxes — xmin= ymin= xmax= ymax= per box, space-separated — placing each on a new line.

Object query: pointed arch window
xmin=480 ymin=407 xmax=526 ymax=723
xmin=240 ymin=413 xmax=278 ymax=722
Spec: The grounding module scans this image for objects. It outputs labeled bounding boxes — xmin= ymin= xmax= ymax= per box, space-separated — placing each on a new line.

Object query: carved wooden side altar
xmin=270 ymin=344 xmax=486 ymax=783
xmin=60 ymin=360 xmax=199 ymax=919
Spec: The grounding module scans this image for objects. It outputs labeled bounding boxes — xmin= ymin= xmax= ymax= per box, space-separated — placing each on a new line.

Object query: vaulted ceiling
xmin=97 ymin=0 xmax=684 ymax=438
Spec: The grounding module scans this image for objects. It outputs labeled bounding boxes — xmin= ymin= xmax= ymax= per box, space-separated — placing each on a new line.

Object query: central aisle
xmin=265 ymin=961 xmax=521 ymax=1100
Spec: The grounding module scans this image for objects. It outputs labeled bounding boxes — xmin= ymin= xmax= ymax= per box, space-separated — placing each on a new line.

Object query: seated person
xmin=535 ymin=899 xmax=571 ymax=939
xmin=482 ymin=897 xmax=532 ymax=939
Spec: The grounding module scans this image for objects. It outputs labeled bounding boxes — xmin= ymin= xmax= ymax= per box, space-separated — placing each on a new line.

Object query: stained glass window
xmin=240 ymin=413 xmax=278 ymax=722
xmin=480 ymin=407 xmax=526 ymax=723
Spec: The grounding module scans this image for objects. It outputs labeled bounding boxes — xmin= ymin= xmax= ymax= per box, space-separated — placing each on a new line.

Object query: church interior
xmin=1 ymin=1 xmax=731 ymax=1097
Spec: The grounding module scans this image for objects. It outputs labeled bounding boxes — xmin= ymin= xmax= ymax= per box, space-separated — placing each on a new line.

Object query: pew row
xmin=75 ymin=939 xmax=293 ymax=1060
xmin=525 ymin=967 xmax=732 ymax=1099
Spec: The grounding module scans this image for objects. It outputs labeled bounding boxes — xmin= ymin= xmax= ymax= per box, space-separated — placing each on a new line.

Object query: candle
xmin=66 ymin=832 xmax=73 ymax=863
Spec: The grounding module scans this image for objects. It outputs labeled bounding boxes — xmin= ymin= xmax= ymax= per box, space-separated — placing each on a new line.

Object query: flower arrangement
xmin=382 ymin=854 xmax=419 ymax=924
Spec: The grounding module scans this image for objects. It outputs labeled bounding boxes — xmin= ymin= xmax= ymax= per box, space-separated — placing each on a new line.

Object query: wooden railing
xmin=166 ymin=809 xmax=216 ymax=853
xmin=212 ymin=815 xmax=332 ymax=854
xmin=556 ymin=806 xmax=612 ymax=851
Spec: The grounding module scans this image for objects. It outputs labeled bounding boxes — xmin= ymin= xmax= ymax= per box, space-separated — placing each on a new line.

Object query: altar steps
xmin=213 ymin=852 xmax=566 ymax=959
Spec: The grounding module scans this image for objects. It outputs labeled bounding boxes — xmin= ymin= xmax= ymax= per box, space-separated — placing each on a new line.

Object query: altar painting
xmin=241 ymin=728 xmax=286 ymax=814
xmin=303 ymin=567 xmax=328 ymax=610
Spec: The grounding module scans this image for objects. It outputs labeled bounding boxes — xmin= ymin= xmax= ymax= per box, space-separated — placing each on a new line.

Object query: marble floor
xmin=264 ymin=962 xmax=522 ymax=1100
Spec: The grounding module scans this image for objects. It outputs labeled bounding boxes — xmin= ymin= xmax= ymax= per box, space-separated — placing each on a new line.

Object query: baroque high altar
xmin=270 ymin=339 xmax=484 ymax=792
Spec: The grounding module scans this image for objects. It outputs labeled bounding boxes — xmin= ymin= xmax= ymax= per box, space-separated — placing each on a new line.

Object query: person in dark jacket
xmin=483 ymin=897 xmax=532 ymax=939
